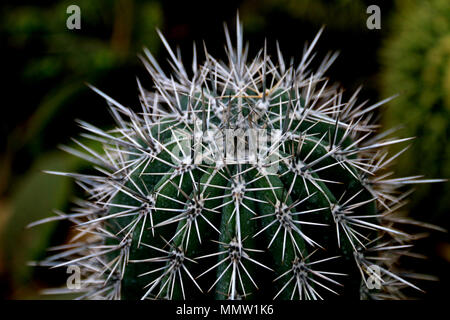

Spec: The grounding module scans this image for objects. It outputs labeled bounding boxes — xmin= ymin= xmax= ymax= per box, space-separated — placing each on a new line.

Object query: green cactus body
xmin=33 ymin=17 xmax=439 ymax=300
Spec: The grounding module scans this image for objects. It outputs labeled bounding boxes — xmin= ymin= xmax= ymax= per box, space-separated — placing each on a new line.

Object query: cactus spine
xmin=32 ymin=17 xmax=442 ymax=300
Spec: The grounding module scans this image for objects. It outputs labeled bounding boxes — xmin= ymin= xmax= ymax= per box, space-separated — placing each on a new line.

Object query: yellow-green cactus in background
xmin=379 ymin=0 xmax=450 ymax=222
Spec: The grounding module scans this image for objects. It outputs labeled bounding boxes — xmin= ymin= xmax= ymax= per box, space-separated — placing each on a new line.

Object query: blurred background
xmin=0 ymin=0 xmax=448 ymax=299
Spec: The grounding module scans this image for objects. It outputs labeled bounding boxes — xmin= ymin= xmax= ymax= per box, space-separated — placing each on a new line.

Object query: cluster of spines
xmin=29 ymin=16 xmax=444 ymax=300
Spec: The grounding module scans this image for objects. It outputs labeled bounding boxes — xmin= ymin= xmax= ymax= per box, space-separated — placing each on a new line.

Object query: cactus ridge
xmin=31 ymin=17 xmax=443 ymax=300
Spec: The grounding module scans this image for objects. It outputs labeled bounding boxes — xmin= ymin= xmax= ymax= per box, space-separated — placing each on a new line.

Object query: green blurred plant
xmin=0 ymin=136 xmax=104 ymax=296
xmin=1 ymin=0 xmax=162 ymax=192
xmin=1 ymin=152 xmax=81 ymax=288
xmin=0 ymin=0 xmax=162 ymax=297
xmin=380 ymin=0 xmax=450 ymax=223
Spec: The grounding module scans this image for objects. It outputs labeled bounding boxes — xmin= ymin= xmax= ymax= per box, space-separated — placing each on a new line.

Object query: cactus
xmin=380 ymin=0 xmax=450 ymax=224
xmin=31 ymin=16 xmax=442 ymax=300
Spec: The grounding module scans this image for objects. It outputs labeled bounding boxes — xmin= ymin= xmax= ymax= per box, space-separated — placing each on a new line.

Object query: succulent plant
xmin=31 ymin=16 xmax=442 ymax=300
xmin=380 ymin=0 xmax=450 ymax=224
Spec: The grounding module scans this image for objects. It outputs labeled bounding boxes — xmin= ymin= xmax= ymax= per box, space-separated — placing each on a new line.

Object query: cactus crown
xmin=32 ymin=16 xmax=442 ymax=300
